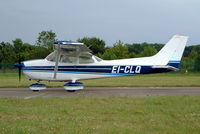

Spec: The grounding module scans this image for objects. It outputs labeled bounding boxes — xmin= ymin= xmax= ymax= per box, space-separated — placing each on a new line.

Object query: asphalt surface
xmin=0 ymin=87 xmax=200 ymax=98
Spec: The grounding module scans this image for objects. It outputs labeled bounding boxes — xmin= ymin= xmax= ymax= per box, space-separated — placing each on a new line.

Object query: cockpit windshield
xmin=45 ymin=50 xmax=102 ymax=64
xmin=45 ymin=51 xmax=57 ymax=62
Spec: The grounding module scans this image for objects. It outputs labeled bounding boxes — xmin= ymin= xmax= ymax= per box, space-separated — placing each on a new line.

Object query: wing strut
xmin=53 ymin=43 xmax=61 ymax=79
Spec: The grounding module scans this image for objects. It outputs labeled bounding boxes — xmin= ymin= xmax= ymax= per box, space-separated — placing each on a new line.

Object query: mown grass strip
xmin=0 ymin=96 xmax=200 ymax=134
xmin=0 ymin=72 xmax=200 ymax=87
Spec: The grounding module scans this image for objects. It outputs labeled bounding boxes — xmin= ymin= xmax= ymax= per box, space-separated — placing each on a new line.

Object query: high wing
xmin=53 ymin=41 xmax=91 ymax=79
xmin=54 ymin=41 xmax=91 ymax=52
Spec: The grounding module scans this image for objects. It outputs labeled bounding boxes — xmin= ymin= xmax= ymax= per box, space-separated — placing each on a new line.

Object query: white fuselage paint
xmin=22 ymin=57 xmax=153 ymax=82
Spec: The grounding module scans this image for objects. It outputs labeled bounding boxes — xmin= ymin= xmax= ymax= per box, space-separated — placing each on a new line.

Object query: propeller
xmin=14 ymin=60 xmax=24 ymax=82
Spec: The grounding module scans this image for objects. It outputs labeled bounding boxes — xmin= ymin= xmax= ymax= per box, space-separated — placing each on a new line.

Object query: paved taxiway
xmin=0 ymin=87 xmax=200 ymax=98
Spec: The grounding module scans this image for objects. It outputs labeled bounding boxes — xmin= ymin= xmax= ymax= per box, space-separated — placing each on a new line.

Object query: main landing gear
xmin=29 ymin=82 xmax=84 ymax=92
xmin=64 ymin=82 xmax=84 ymax=92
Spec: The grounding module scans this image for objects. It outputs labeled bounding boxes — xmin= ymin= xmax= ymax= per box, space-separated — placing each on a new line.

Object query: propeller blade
xmin=19 ymin=65 xmax=21 ymax=82
xmin=18 ymin=60 xmax=22 ymax=82
xmin=14 ymin=61 xmax=23 ymax=82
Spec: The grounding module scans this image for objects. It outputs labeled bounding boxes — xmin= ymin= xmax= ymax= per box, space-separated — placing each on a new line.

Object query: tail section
xmin=153 ymin=34 xmax=188 ymax=69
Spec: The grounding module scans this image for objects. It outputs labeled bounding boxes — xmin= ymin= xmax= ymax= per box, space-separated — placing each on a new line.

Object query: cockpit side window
xmin=59 ymin=54 xmax=76 ymax=64
xmin=60 ymin=51 xmax=76 ymax=64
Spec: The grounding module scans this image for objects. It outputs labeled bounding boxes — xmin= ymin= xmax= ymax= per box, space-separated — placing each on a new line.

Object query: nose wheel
xmin=29 ymin=83 xmax=47 ymax=91
xmin=64 ymin=82 xmax=84 ymax=92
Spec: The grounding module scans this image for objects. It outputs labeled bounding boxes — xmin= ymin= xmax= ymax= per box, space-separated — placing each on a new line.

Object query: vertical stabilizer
xmin=153 ymin=34 xmax=188 ymax=68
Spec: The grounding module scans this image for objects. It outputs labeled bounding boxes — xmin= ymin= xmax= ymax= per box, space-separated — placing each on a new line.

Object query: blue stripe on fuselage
xmin=23 ymin=65 xmax=172 ymax=75
xmin=23 ymin=70 xmax=133 ymax=76
xmin=167 ymin=60 xmax=180 ymax=68
xmin=168 ymin=60 xmax=180 ymax=63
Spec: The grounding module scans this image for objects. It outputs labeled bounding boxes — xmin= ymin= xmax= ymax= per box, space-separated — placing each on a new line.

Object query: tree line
xmin=0 ymin=30 xmax=200 ymax=72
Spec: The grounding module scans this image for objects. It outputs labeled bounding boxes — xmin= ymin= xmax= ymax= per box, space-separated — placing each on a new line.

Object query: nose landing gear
xmin=29 ymin=83 xmax=47 ymax=91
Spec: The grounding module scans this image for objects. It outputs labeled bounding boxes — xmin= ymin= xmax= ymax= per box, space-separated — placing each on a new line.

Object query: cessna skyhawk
xmin=15 ymin=35 xmax=188 ymax=92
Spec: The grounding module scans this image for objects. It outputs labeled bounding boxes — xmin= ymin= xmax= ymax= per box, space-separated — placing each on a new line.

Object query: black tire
xmin=32 ymin=90 xmax=39 ymax=92
xmin=67 ymin=90 xmax=76 ymax=92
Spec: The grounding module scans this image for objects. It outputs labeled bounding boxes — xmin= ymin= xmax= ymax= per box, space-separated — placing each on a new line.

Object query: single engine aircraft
xmin=15 ymin=35 xmax=188 ymax=92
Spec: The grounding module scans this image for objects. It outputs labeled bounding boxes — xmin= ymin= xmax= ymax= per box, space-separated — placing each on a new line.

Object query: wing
xmin=54 ymin=41 xmax=91 ymax=52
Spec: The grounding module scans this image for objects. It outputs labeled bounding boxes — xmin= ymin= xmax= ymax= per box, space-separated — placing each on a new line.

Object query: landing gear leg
xmin=29 ymin=81 xmax=47 ymax=92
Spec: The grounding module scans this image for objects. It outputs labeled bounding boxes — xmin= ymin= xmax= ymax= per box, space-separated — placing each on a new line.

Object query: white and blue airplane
xmin=15 ymin=35 xmax=188 ymax=92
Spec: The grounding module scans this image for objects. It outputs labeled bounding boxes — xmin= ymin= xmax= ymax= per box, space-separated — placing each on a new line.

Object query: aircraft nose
xmin=14 ymin=62 xmax=24 ymax=68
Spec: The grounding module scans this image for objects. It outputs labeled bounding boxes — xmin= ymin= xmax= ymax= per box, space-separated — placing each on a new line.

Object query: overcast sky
xmin=0 ymin=0 xmax=199 ymax=46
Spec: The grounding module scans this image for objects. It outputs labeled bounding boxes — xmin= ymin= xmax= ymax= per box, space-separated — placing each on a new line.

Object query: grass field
xmin=0 ymin=96 xmax=200 ymax=134
xmin=0 ymin=72 xmax=200 ymax=88
xmin=1 ymin=72 xmax=200 ymax=133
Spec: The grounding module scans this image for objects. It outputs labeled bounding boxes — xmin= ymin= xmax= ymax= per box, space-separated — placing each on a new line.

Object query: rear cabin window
xmin=79 ymin=55 xmax=94 ymax=64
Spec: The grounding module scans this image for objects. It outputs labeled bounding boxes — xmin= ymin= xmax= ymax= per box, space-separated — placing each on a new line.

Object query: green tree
xmin=36 ymin=30 xmax=56 ymax=51
xmin=0 ymin=42 xmax=16 ymax=63
xmin=128 ymin=52 xmax=137 ymax=58
xmin=126 ymin=43 xmax=144 ymax=55
xmin=29 ymin=46 xmax=51 ymax=59
xmin=101 ymin=47 xmax=117 ymax=60
xmin=13 ymin=38 xmax=25 ymax=62
xmin=13 ymin=38 xmax=39 ymax=62
xmin=189 ymin=49 xmax=198 ymax=59
xmin=140 ymin=46 xmax=157 ymax=57
xmin=102 ymin=40 xmax=129 ymax=60
xmin=152 ymin=43 xmax=164 ymax=52
xmin=194 ymin=55 xmax=200 ymax=71
xmin=180 ymin=57 xmax=195 ymax=72
xmin=77 ymin=37 xmax=105 ymax=55
xmin=189 ymin=45 xmax=200 ymax=71
xmin=183 ymin=46 xmax=195 ymax=57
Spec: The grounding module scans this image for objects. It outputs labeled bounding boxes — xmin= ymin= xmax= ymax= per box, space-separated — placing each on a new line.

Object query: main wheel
xmin=32 ymin=90 xmax=40 ymax=92
xmin=64 ymin=82 xmax=84 ymax=91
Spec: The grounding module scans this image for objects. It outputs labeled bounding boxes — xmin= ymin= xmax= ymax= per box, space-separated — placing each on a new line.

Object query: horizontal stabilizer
xmin=152 ymin=65 xmax=179 ymax=71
